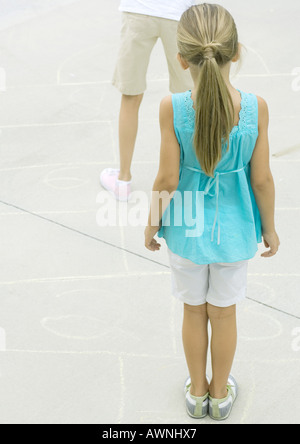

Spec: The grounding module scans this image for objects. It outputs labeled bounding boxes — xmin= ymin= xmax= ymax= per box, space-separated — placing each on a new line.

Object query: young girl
xmin=145 ymin=3 xmax=280 ymax=421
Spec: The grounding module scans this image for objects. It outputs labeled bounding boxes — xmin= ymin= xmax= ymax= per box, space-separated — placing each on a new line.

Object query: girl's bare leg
xmin=182 ymin=303 xmax=209 ymax=397
xmin=207 ymin=304 xmax=237 ymax=399
xmin=118 ymin=93 xmax=144 ymax=182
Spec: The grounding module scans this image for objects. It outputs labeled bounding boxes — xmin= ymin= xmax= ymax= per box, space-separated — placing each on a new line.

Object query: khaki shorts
xmin=112 ymin=12 xmax=193 ymax=95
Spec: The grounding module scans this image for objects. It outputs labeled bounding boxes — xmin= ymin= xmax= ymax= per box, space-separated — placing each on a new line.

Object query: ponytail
xmin=194 ymin=55 xmax=234 ymax=177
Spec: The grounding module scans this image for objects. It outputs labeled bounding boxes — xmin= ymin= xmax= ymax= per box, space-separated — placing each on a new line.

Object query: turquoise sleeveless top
xmin=158 ymin=90 xmax=262 ymax=264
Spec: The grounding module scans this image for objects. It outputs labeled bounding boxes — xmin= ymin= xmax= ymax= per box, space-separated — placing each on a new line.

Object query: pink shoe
xmin=100 ymin=168 xmax=132 ymax=202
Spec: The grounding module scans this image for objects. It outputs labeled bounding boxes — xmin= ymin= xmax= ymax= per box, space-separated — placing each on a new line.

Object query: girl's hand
xmin=145 ymin=226 xmax=161 ymax=252
xmin=261 ymin=231 xmax=280 ymax=258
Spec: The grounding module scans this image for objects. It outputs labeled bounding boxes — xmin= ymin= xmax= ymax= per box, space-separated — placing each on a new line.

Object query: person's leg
xmin=182 ymin=303 xmax=209 ymax=397
xmin=207 ymin=304 xmax=237 ymax=399
xmin=102 ymin=13 xmax=158 ymax=198
xmin=118 ymin=93 xmax=144 ymax=182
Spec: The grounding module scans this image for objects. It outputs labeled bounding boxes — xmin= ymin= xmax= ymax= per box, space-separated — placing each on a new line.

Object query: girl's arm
xmin=145 ymin=96 xmax=181 ymax=252
xmin=250 ymin=96 xmax=280 ymax=258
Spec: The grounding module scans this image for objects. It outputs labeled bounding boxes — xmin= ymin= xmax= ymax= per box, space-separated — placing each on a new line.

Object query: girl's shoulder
xmin=160 ymin=95 xmax=174 ymax=123
xmin=257 ymin=96 xmax=270 ymax=130
xmin=160 ymin=94 xmax=173 ymax=109
xmin=256 ymin=95 xmax=269 ymax=116
xmin=243 ymin=91 xmax=268 ymax=111
xmin=160 ymin=92 xmax=192 ymax=125
xmin=251 ymin=94 xmax=269 ymax=130
xmin=170 ymin=90 xmax=192 ymax=104
xmin=171 ymin=90 xmax=195 ymax=128
xmin=237 ymin=91 xmax=267 ymax=133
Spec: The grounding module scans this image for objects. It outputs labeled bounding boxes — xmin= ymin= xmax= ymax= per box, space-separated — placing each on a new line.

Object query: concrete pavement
xmin=0 ymin=0 xmax=299 ymax=424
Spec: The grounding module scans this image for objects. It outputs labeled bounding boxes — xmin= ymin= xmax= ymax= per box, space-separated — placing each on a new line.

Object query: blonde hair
xmin=177 ymin=4 xmax=239 ymax=177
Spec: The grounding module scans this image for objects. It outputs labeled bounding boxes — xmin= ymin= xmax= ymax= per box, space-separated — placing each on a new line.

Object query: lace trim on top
xmin=184 ymin=90 xmax=256 ymax=136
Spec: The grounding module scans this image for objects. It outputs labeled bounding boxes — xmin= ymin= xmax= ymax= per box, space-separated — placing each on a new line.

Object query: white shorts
xmin=168 ymin=249 xmax=249 ymax=308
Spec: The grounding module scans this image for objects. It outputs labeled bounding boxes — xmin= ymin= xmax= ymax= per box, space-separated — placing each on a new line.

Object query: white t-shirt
xmin=119 ymin=0 xmax=195 ymax=21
